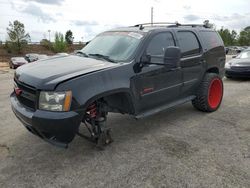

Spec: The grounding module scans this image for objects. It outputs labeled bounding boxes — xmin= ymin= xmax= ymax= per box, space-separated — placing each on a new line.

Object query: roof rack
xmin=133 ymin=22 xmax=211 ymax=30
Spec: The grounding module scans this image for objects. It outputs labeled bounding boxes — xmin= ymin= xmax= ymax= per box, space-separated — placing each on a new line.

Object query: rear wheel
xmin=192 ymin=73 xmax=223 ymax=112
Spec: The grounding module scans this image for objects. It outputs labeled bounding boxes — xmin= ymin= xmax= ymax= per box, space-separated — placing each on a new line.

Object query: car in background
xmin=25 ymin=53 xmax=48 ymax=62
xmin=55 ymin=53 xmax=68 ymax=56
xmin=226 ymin=46 xmax=245 ymax=55
xmin=9 ymin=57 xmax=28 ymax=69
xmin=225 ymin=47 xmax=229 ymax=54
xmin=37 ymin=54 xmax=48 ymax=61
xmin=51 ymin=53 xmax=68 ymax=58
xmin=25 ymin=53 xmax=39 ymax=62
xmin=225 ymin=49 xmax=250 ymax=78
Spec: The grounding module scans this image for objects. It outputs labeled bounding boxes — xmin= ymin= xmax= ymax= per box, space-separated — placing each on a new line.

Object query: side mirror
xmin=164 ymin=46 xmax=181 ymax=68
xmin=140 ymin=54 xmax=151 ymax=64
xmin=133 ymin=55 xmax=151 ymax=73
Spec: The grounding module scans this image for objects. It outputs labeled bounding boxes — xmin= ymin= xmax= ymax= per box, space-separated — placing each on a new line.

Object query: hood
xmin=15 ymin=55 xmax=118 ymax=90
xmin=228 ymin=58 xmax=250 ymax=67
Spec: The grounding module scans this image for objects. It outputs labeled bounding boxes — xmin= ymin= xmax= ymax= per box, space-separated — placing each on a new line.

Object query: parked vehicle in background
xmin=226 ymin=46 xmax=246 ymax=55
xmin=25 ymin=53 xmax=48 ymax=62
xmin=225 ymin=49 xmax=250 ymax=78
xmin=37 ymin=54 xmax=48 ymax=61
xmin=10 ymin=22 xmax=225 ymax=149
xmin=9 ymin=57 xmax=28 ymax=69
xmin=225 ymin=47 xmax=229 ymax=54
xmin=25 ymin=53 xmax=39 ymax=62
xmin=53 ymin=53 xmax=68 ymax=57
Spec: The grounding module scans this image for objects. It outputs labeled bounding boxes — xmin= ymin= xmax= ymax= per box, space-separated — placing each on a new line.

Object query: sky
xmin=0 ymin=0 xmax=250 ymax=42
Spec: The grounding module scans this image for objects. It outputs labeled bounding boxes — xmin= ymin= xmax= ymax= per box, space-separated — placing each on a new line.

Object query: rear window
xmin=199 ymin=31 xmax=224 ymax=50
xmin=177 ymin=31 xmax=201 ymax=57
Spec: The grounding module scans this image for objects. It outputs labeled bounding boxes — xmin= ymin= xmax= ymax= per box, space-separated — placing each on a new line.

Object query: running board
xmin=135 ymin=95 xmax=196 ymax=119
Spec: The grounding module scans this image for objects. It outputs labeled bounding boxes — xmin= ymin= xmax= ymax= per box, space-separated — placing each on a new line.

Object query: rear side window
xmin=177 ymin=31 xmax=201 ymax=57
xmin=146 ymin=32 xmax=175 ymax=62
xmin=199 ymin=31 xmax=224 ymax=50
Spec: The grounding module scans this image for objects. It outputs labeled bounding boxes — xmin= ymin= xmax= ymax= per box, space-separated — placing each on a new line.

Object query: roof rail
xmin=133 ymin=22 xmax=212 ymax=30
xmin=133 ymin=22 xmax=180 ymax=30
xmin=168 ymin=24 xmax=210 ymax=28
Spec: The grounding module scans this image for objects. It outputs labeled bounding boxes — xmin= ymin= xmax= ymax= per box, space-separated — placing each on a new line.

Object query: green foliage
xmin=65 ymin=30 xmax=74 ymax=45
xmin=217 ymin=28 xmax=238 ymax=46
xmin=53 ymin=32 xmax=67 ymax=53
xmin=6 ymin=20 xmax=30 ymax=53
xmin=40 ymin=39 xmax=52 ymax=50
xmin=238 ymin=27 xmax=250 ymax=46
xmin=4 ymin=41 xmax=12 ymax=53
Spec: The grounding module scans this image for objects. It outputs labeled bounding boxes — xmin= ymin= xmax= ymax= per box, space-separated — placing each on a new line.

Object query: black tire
xmin=192 ymin=73 xmax=223 ymax=112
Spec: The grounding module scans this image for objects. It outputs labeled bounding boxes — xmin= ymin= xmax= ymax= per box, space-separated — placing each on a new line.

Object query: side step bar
xmin=135 ymin=95 xmax=196 ymax=119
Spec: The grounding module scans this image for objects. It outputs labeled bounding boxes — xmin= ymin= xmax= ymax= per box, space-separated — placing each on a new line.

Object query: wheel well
xmin=207 ymin=67 xmax=219 ymax=74
xmin=103 ymin=92 xmax=135 ymax=115
xmin=84 ymin=91 xmax=135 ymax=115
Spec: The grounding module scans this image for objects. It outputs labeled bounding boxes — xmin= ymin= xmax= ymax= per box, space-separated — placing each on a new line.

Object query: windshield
xmin=80 ymin=31 xmax=144 ymax=62
xmin=236 ymin=51 xmax=250 ymax=59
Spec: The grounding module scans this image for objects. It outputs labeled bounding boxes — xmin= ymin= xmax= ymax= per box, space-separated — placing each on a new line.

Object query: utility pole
xmin=48 ymin=30 xmax=51 ymax=42
xmin=151 ymin=7 xmax=154 ymax=26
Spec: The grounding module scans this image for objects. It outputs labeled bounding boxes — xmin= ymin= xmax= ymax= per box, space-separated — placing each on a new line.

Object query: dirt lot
xmin=0 ymin=61 xmax=250 ymax=187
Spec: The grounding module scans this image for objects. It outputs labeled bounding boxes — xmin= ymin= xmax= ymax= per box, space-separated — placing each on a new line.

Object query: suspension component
xmin=86 ymin=103 xmax=97 ymax=118
xmin=77 ymin=101 xmax=113 ymax=149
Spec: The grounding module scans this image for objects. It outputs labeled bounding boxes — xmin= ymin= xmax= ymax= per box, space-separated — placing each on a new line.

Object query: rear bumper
xmin=225 ymin=69 xmax=250 ymax=78
xmin=10 ymin=92 xmax=82 ymax=147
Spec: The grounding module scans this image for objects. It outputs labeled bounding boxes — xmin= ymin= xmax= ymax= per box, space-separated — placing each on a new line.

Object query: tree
xmin=217 ymin=27 xmax=238 ymax=46
xmin=6 ymin=20 xmax=30 ymax=53
xmin=40 ymin=38 xmax=52 ymax=50
xmin=53 ymin=32 xmax=67 ymax=52
xmin=65 ymin=30 xmax=73 ymax=45
xmin=238 ymin=26 xmax=250 ymax=46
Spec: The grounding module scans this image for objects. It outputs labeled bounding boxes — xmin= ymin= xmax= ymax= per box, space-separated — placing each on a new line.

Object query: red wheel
xmin=192 ymin=73 xmax=223 ymax=112
xmin=208 ymin=78 xmax=223 ymax=109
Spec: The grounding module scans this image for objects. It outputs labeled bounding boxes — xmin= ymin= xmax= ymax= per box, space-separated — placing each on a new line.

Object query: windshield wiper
xmin=88 ymin=53 xmax=116 ymax=63
xmin=75 ymin=51 xmax=89 ymax=57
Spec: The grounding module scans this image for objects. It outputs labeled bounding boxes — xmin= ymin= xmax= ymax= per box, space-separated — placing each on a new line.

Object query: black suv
xmin=10 ymin=22 xmax=225 ymax=148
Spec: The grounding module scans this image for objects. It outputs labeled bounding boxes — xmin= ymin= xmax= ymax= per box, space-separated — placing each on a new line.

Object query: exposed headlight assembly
xmin=39 ymin=91 xmax=72 ymax=111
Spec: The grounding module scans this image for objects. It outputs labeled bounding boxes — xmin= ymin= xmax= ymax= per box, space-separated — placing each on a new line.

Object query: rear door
xmin=176 ymin=30 xmax=204 ymax=96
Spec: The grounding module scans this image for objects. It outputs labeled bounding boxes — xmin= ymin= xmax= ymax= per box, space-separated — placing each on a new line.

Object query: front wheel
xmin=192 ymin=73 xmax=223 ymax=112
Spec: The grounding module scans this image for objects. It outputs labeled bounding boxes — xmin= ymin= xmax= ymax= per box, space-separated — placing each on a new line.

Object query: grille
xmin=231 ymin=66 xmax=250 ymax=71
xmin=15 ymin=80 xmax=37 ymax=110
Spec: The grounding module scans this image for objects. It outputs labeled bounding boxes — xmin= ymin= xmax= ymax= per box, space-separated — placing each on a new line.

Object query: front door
xmin=132 ymin=32 xmax=182 ymax=113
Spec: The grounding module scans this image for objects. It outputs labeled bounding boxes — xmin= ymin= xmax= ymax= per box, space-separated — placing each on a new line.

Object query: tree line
xmin=3 ymin=20 xmax=75 ymax=54
xmin=217 ymin=26 xmax=250 ymax=46
xmin=2 ymin=20 xmax=250 ymax=54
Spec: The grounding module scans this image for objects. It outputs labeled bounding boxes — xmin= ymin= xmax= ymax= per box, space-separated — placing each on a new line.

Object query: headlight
xmin=225 ymin=62 xmax=231 ymax=69
xmin=39 ymin=91 xmax=72 ymax=111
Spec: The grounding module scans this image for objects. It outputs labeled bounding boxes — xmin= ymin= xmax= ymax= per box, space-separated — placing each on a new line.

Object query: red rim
xmin=208 ymin=78 xmax=223 ymax=109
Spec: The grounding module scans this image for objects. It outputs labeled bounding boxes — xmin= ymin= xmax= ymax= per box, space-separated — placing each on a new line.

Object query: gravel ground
xmin=0 ymin=66 xmax=250 ymax=188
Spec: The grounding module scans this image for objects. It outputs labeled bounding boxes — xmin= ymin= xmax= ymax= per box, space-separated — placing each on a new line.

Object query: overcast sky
xmin=0 ymin=0 xmax=250 ymax=42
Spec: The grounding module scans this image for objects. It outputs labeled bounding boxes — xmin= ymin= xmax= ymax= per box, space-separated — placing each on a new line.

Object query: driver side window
xmin=146 ymin=32 xmax=175 ymax=63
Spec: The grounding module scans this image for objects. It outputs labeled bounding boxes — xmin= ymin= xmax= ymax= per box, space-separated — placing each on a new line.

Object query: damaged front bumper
xmin=10 ymin=92 xmax=82 ymax=148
